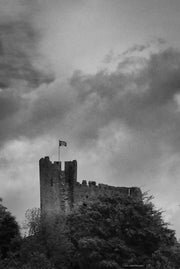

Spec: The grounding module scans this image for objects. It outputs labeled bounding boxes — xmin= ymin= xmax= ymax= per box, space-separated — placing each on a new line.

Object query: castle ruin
xmin=39 ymin=156 xmax=142 ymax=217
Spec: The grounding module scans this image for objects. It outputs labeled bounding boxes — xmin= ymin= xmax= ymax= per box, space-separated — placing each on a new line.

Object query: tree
xmin=43 ymin=215 xmax=74 ymax=269
xmin=0 ymin=198 xmax=20 ymax=259
xmin=7 ymin=193 xmax=180 ymax=269
xmin=22 ymin=210 xmax=73 ymax=269
xmin=67 ymin=193 xmax=180 ymax=269
xmin=23 ymin=208 xmax=41 ymax=236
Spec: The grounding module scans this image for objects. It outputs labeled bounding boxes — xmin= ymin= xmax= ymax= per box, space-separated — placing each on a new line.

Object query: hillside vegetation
xmin=0 ymin=194 xmax=180 ymax=269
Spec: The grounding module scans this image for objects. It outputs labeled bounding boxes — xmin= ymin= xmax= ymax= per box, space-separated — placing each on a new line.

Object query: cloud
xmin=0 ymin=17 xmax=180 ymax=234
xmin=0 ymin=0 xmax=55 ymax=89
xmin=69 ymin=48 xmax=180 ymax=147
xmin=3 ymin=45 xmax=176 ymax=193
xmin=0 ymin=0 xmax=180 ymax=238
xmin=55 ymin=47 xmax=180 ymax=202
xmin=1 ymin=44 xmax=180 ymax=155
xmin=0 ymin=20 xmax=54 ymax=89
xmin=0 ymin=0 xmax=55 ymax=147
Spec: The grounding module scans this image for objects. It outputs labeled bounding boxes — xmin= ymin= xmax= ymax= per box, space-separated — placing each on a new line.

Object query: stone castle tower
xmin=39 ymin=156 xmax=142 ymax=217
xmin=39 ymin=156 xmax=77 ymax=217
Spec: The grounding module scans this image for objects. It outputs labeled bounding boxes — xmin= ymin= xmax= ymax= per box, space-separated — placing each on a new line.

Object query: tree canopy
xmin=1 ymin=193 xmax=180 ymax=269
xmin=0 ymin=198 xmax=20 ymax=259
xmin=67 ymin=193 xmax=180 ymax=269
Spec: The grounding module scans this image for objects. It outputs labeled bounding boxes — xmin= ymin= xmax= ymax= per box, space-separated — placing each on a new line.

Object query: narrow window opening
xmin=61 ymin=162 xmax=65 ymax=171
xmin=128 ymin=188 xmax=131 ymax=196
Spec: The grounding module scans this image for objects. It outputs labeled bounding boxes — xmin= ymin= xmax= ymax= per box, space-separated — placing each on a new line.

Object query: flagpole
xmin=58 ymin=140 xmax=67 ymax=162
xmin=58 ymin=145 xmax=60 ymax=162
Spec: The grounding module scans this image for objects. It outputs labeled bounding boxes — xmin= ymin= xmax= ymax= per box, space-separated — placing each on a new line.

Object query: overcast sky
xmin=1 ymin=0 xmax=180 ymax=237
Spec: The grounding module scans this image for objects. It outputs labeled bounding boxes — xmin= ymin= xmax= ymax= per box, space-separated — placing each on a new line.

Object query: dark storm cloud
xmin=122 ymin=44 xmax=148 ymax=56
xmin=0 ymin=21 xmax=54 ymax=89
xmin=68 ymin=48 xmax=180 ymax=149
xmin=21 ymin=82 xmax=75 ymax=138
xmin=58 ymin=47 xmax=180 ymax=186
xmin=0 ymin=90 xmax=22 ymax=120
xmin=0 ymin=2 xmax=55 ymax=147
xmin=143 ymin=49 xmax=180 ymax=105
xmin=1 ymin=44 xmax=180 ymax=159
xmin=121 ymin=39 xmax=166 ymax=57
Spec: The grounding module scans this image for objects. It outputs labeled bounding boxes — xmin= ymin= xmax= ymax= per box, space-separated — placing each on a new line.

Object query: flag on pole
xmin=59 ymin=140 xmax=67 ymax=147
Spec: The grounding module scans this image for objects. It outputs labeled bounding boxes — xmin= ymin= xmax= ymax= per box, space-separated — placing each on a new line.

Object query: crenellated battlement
xmin=76 ymin=180 xmax=141 ymax=195
xmin=40 ymin=156 xmax=77 ymax=178
xmin=39 ymin=156 xmax=142 ymax=218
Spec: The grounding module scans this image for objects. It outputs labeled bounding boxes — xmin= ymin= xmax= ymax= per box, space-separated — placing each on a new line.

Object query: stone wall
xmin=39 ymin=156 xmax=142 ymax=217
xmin=74 ymin=180 xmax=142 ymax=207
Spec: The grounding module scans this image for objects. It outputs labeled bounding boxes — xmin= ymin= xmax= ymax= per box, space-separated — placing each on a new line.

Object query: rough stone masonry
xmin=39 ymin=156 xmax=142 ymax=217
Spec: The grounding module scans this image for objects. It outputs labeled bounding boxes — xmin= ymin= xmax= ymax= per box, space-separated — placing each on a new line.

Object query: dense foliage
xmin=67 ymin=194 xmax=180 ymax=268
xmin=0 ymin=198 xmax=20 ymax=260
xmin=0 ymin=194 xmax=180 ymax=268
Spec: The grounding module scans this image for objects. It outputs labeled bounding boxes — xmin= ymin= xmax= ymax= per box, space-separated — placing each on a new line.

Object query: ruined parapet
xmin=74 ymin=180 xmax=142 ymax=207
xmin=39 ymin=156 xmax=77 ymax=218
